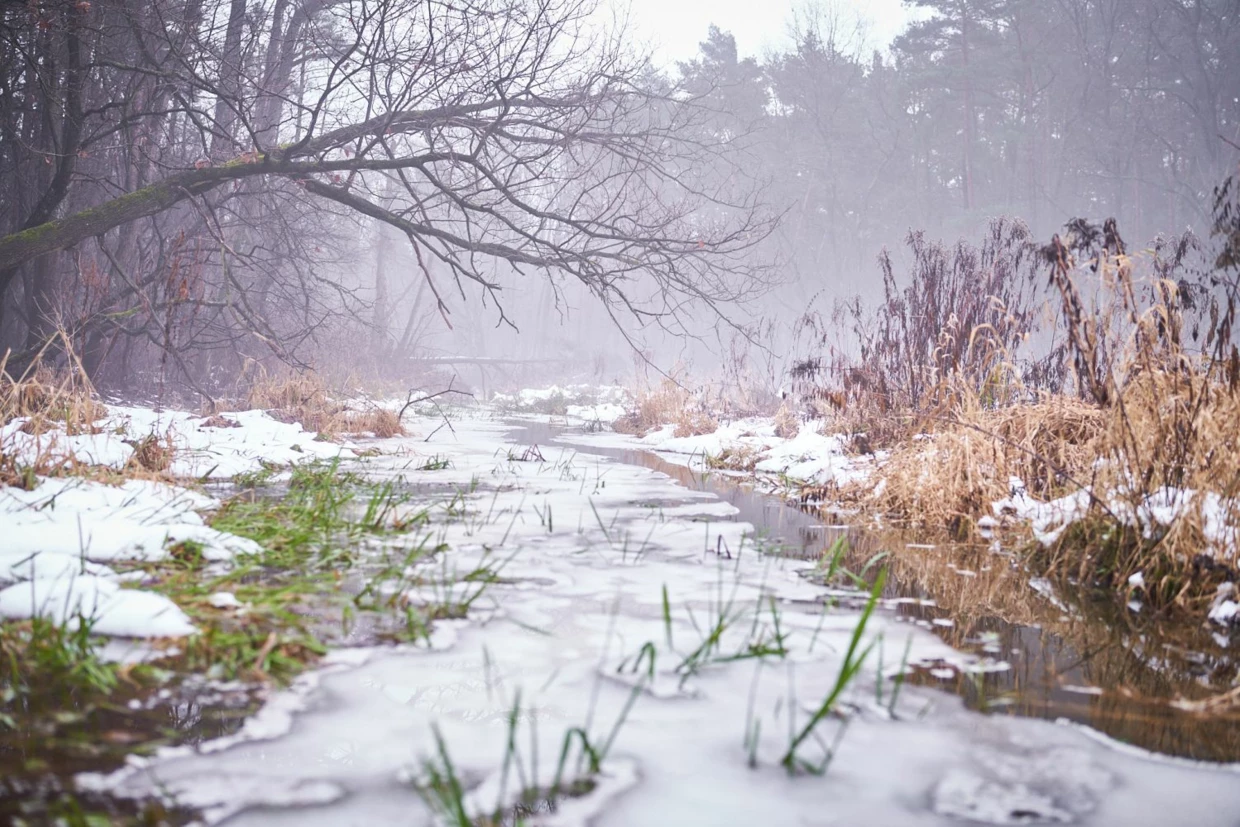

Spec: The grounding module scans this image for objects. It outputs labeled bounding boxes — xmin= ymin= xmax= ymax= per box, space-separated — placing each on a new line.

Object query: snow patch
xmin=0 ymin=574 xmax=196 ymax=637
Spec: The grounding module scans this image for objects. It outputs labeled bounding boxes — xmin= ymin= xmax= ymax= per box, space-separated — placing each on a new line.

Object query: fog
xmin=1 ymin=0 xmax=1237 ymax=398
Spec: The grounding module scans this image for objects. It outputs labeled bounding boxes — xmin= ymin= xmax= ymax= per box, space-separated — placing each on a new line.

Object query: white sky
xmin=617 ymin=0 xmax=918 ymax=68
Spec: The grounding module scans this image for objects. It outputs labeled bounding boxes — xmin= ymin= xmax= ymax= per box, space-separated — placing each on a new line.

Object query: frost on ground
xmin=79 ymin=414 xmax=1240 ymax=826
xmin=0 ymin=403 xmax=356 ymax=638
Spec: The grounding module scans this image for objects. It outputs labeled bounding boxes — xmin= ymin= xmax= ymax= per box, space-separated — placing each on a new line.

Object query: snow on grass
xmin=0 ymin=475 xmax=261 ymax=638
xmin=565 ymin=401 xmax=626 ymax=424
xmin=994 ymin=484 xmax=1240 ymax=560
xmin=106 ymin=406 xmax=358 ymax=478
xmin=3 ymin=404 xmax=357 ymax=479
xmin=992 ymin=478 xmax=1240 ymax=626
xmin=1 ymin=417 xmax=136 ymax=468
xmin=0 ymin=476 xmax=260 ymax=567
xmin=0 ymin=400 xmax=364 ymax=638
xmin=0 ymin=575 xmax=196 ymax=638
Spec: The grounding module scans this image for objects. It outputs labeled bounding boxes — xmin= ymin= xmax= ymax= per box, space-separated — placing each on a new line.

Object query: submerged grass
xmin=0 ymin=615 xmax=118 ymax=732
xmin=782 ymin=568 xmax=886 ymax=775
xmin=0 ymin=451 xmax=504 ymax=820
xmin=0 ymin=611 xmax=213 ymax=824
xmin=413 ymin=680 xmax=634 ymax=826
xmin=139 ymin=458 xmax=441 ymax=681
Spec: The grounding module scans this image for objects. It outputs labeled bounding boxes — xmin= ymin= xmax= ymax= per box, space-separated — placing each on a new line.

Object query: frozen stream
xmin=86 ymin=414 xmax=1240 ymax=825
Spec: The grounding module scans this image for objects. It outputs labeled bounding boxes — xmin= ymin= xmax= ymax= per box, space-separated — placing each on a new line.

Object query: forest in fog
xmin=1 ymin=0 xmax=1237 ymax=396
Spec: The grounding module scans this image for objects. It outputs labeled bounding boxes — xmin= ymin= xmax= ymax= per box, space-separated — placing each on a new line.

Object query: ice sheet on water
xmin=83 ymin=414 xmax=1240 ymax=825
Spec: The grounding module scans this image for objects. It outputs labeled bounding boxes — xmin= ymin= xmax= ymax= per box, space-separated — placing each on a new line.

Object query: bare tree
xmin=0 ymin=0 xmax=775 ymax=388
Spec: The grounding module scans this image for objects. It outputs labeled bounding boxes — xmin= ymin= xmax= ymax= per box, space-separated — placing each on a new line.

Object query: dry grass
xmin=0 ymin=354 xmax=404 ymax=491
xmin=244 ymin=371 xmax=405 ymax=438
xmin=1 ymin=348 xmax=112 ymax=486
xmin=811 ymin=212 xmax=1240 ymax=617
xmin=851 ymin=361 xmax=1240 ymax=610
xmin=704 ymin=444 xmax=762 ymax=472
xmin=773 ymin=402 xmax=799 ymax=439
xmin=127 ymin=431 xmax=177 ymax=473
xmin=857 ymin=390 xmax=1105 ymax=537
xmin=1 ymin=358 xmax=104 ymax=436
xmin=613 ymin=378 xmax=717 ymax=438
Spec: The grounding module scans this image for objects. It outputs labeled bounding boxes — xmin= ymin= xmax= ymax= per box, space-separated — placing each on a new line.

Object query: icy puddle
xmin=84 ymin=415 xmax=1240 ymax=825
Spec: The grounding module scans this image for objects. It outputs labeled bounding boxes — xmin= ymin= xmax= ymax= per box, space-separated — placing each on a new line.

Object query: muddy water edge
xmin=516 ymin=419 xmax=1240 ymax=764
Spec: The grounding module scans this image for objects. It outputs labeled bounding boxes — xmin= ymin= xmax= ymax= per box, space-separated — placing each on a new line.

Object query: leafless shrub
xmin=811 ymin=193 xmax=1240 ymax=615
xmin=783 ymin=219 xmax=1056 ymax=447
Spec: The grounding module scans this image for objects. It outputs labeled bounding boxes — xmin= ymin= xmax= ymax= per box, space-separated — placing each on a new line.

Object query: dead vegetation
xmin=704 ymin=444 xmax=762 ymax=472
xmin=0 ymin=345 xmax=104 ymax=436
xmin=126 ymin=431 xmax=177 ymax=473
xmin=612 ymin=376 xmax=718 ymax=438
xmin=0 ymin=349 xmax=405 ymax=490
xmin=793 ymin=179 xmax=1240 ymax=617
xmin=866 ymin=391 xmax=1107 ymax=538
xmin=0 ymin=342 xmax=112 ymax=486
xmin=243 ymin=370 xmax=405 ymax=438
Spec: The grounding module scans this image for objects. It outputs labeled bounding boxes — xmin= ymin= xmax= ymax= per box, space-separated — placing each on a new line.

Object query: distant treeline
xmin=680 ymin=0 xmax=1239 ymax=291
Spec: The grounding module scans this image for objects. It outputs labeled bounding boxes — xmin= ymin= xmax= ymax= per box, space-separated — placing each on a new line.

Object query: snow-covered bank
xmin=545 ymin=385 xmax=1240 ymax=629
xmin=0 ymin=403 xmax=358 ymax=638
xmin=635 ymin=416 xmax=879 ymax=488
xmin=0 ymin=477 xmax=261 ymax=637
xmin=3 ymin=404 xmax=358 ymax=479
xmin=491 ymin=383 xmax=629 ymax=425
xmin=5 ymin=388 xmax=1239 ymax=823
